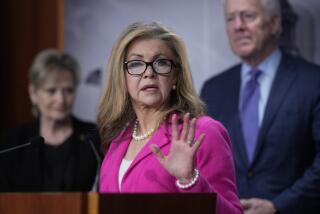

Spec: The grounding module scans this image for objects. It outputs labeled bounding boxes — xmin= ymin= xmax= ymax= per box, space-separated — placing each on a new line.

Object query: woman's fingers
xmin=179 ymin=113 xmax=190 ymax=141
xmin=171 ymin=114 xmax=179 ymax=140
xmin=192 ymin=134 xmax=205 ymax=152
xmin=171 ymin=113 xmax=203 ymax=150
xmin=186 ymin=118 xmax=196 ymax=146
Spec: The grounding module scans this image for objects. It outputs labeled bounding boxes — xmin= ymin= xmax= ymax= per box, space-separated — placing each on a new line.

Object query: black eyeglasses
xmin=124 ymin=59 xmax=175 ymax=76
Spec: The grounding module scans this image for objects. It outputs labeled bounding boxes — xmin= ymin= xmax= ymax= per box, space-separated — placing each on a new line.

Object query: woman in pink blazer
xmin=97 ymin=22 xmax=242 ymax=214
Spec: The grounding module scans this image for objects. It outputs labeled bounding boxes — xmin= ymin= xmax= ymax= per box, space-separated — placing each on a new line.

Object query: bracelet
xmin=176 ymin=169 xmax=199 ymax=189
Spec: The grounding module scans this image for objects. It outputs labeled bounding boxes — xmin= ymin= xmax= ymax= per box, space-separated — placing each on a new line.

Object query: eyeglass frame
xmin=124 ymin=58 xmax=175 ymax=76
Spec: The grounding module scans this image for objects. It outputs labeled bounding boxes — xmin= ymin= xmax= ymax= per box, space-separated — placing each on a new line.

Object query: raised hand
xmin=150 ymin=113 xmax=205 ymax=182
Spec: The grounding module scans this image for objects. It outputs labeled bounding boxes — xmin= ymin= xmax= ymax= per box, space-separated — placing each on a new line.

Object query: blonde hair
xmin=97 ymin=22 xmax=205 ymax=146
xmin=29 ymin=48 xmax=80 ymax=88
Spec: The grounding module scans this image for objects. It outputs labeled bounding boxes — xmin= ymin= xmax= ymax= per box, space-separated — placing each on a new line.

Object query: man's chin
xmin=233 ymin=48 xmax=254 ymax=59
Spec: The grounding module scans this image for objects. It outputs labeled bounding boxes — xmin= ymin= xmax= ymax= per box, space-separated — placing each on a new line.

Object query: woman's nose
xmin=143 ymin=64 xmax=155 ymax=78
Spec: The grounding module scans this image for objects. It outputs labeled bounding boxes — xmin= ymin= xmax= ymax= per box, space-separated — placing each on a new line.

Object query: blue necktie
xmin=240 ymin=69 xmax=261 ymax=163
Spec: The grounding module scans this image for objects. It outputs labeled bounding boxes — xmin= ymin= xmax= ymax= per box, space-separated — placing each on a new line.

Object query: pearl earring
xmin=172 ymin=85 xmax=176 ymax=90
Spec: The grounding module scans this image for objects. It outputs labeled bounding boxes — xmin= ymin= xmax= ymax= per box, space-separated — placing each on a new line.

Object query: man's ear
xmin=271 ymin=15 xmax=282 ymax=36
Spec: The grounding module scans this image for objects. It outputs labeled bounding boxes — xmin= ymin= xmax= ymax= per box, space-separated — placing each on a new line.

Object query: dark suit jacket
xmin=0 ymin=116 xmax=101 ymax=192
xmin=201 ymin=53 xmax=320 ymax=214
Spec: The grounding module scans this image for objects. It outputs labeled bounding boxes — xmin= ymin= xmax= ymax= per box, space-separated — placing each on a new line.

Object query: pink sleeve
xmin=178 ymin=116 xmax=243 ymax=214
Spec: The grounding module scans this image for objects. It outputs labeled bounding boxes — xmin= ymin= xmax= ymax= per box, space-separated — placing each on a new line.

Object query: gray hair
xmin=29 ymin=49 xmax=80 ymax=88
xmin=260 ymin=0 xmax=281 ymax=19
xmin=223 ymin=0 xmax=281 ymax=19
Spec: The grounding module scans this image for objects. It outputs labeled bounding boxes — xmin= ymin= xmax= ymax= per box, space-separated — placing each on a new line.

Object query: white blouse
xmin=118 ymin=158 xmax=133 ymax=191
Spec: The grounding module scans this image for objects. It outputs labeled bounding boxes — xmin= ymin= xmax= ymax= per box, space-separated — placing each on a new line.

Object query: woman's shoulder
xmin=195 ymin=115 xmax=230 ymax=143
xmin=196 ymin=115 xmax=226 ymax=130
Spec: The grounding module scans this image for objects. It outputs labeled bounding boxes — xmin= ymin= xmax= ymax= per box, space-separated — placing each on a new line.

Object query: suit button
xmin=247 ymin=171 xmax=253 ymax=178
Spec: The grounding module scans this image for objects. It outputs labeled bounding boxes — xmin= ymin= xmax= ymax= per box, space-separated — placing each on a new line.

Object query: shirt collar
xmin=241 ymin=48 xmax=282 ymax=78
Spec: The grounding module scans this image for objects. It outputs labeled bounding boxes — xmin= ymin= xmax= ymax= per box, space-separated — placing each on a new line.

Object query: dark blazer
xmin=200 ymin=53 xmax=320 ymax=214
xmin=0 ymin=116 xmax=101 ymax=192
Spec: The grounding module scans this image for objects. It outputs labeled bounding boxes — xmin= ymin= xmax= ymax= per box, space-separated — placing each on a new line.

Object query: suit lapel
xmin=252 ymin=54 xmax=298 ymax=166
xmin=108 ymin=127 xmax=133 ymax=191
xmin=231 ymin=116 xmax=250 ymax=167
xmin=116 ymin=122 xmax=170 ymax=191
xmin=127 ymin=123 xmax=170 ymax=172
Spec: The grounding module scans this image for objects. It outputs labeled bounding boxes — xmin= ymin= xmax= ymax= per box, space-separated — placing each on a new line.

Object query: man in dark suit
xmin=201 ymin=0 xmax=320 ymax=213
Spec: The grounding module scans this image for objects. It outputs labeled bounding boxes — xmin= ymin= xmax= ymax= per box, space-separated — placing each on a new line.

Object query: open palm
xmin=150 ymin=113 xmax=205 ymax=181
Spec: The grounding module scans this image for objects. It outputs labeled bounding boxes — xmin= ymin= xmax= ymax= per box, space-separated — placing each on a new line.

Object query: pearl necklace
xmin=132 ymin=119 xmax=158 ymax=141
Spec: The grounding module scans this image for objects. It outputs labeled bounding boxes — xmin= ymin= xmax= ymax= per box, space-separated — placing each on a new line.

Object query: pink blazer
xmin=100 ymin=115 xmax=242 ymax=214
